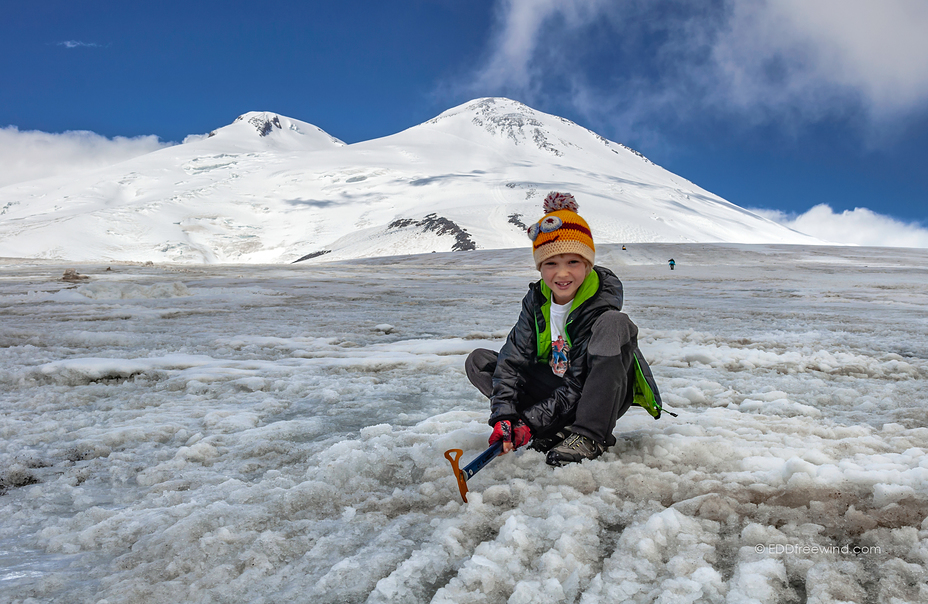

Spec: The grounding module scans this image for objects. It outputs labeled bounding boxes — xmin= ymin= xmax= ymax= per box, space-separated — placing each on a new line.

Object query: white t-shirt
xmin=550 ymin=300 xmax=570 ymax=342
xmin=549 ymin=300 xmax=571 ymax=376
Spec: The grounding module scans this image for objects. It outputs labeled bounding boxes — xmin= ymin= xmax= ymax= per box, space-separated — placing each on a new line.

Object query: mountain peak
xmin=419 ymin=98 xmax=568 ymax=157
xmin=198 ymin=111 xmax=345 ymax=149
xmin=428 ymin=97 xmax=531 ymax=121
xmin=234 ymin=111 xmax=286 ymax=137
xmin=422 ymin=97 xmax=651 ymax=162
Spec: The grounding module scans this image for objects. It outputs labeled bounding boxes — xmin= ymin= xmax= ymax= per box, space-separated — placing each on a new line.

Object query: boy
xmin=465 ymin=192 xmax=659 ymax=466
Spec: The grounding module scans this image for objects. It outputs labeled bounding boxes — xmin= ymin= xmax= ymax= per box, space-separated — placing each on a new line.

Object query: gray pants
xmin=465 ymin=310 xmax=638 ymax=446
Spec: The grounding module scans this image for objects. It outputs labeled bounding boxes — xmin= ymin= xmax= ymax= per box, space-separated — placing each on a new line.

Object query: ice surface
xmin=1 ymin=243 xmax=927 ymax=603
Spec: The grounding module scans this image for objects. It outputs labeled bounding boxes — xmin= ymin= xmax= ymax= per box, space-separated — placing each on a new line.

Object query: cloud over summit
xmin=466 ymin=0 xmax=928 ymax=134
xmin=0 ymin=127 xmax=170 ymax=189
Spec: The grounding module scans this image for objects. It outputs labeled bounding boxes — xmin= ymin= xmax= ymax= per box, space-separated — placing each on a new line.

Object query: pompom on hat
xmin=528 ymin=192 xmax=595 ymax=269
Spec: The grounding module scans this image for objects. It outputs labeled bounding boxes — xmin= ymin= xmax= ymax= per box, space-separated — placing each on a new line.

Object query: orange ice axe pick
xmin=444 ymin=441 xmax=504 ymax=503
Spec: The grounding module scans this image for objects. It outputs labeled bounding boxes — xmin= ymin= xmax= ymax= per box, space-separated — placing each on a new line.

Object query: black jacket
xmin=488 ymin=265 xmax=626 ymax=434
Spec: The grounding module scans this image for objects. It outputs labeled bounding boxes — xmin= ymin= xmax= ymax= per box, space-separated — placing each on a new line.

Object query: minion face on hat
xmin=528 ymin=192 xmax=595 ymax=269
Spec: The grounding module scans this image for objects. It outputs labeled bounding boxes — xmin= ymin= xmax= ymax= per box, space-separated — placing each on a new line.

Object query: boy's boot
xmin=545 ymin=433 xmax=604 ymax=466
xmin=528 ymin=428 xmax=571 ymax=453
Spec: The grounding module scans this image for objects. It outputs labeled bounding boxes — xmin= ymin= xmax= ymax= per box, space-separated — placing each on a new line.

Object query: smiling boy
xmin=465 ymin=192 xmax=660 ymax=466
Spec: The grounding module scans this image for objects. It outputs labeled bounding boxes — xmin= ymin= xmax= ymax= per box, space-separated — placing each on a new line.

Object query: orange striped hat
xmin=528 ymin=192 xmax=595 ymax=269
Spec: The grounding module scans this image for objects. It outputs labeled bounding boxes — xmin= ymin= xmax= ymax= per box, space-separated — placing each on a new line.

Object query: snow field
xmin=1 ymin=244 xmax=927 ymax=603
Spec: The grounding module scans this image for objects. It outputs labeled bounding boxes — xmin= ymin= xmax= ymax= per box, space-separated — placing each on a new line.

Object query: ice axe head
xmin=444 ymin=448 xmax=469 ymax=502
xmin=444 ymin=441 xmax=503 ymax=503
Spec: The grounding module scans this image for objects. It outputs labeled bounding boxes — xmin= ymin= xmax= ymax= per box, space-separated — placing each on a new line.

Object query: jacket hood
xmin=591 ymin=266 xmax=623 ymax=311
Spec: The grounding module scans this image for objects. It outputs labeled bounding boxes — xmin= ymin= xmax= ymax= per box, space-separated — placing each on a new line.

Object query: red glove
xmin=489 ymin=420 xmax=532 ymax=449
xmin=512 ymin=420 xmax=532 ymax=448
xmin=489 ymin=420 xmax=512 ymax=446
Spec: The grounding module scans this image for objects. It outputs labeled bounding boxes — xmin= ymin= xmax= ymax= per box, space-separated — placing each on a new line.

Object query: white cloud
xmin=712 ymin=0 xmax=928 ymax=119
xmin=0 ymin=127 xmax=171 ymax=189
xmin=753 ymin=204 xmax=928 ymax=248
xmin=466 ymin=0 xmax=928 ymax=128
xmin=58 ymin=40 xmax=105 ymax=49
xmin=473 ymin=0 xmax=609 ymax=92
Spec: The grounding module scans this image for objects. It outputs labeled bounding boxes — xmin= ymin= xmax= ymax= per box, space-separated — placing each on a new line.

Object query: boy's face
xmin=540 ymin=253 xmax=591 ymax=305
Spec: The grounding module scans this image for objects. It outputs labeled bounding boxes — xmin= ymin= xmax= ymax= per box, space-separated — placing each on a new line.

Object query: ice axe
xmin=444 ymin=441 xmax=504 ymax=503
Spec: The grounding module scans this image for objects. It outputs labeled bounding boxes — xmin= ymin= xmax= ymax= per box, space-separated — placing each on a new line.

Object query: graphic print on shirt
xmin=550 ymin=335 xmax=570 ymax=377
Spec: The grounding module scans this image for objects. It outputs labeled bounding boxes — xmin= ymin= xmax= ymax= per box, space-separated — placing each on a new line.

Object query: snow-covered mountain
xmin=0 ymin=98 xmax=822 ymax=263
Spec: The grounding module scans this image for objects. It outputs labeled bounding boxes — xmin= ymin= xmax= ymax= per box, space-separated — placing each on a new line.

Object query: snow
xmin=1 ymin=242 xmax=927 ymax=603
xmin=0 ymin=98 xmax=826 ymax=265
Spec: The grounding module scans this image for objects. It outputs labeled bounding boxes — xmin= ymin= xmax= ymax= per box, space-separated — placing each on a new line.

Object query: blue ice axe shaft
xmin=444 ymin=441 xmax=504 ymax=502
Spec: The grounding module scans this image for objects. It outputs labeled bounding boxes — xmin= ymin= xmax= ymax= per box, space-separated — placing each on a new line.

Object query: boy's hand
xmin=489 ymin=420 xmax=512 ymax=447
xmin=511 ymin=420 xmax=532 ymax=448
xmin=489 ymin=420 xmax=532 ymax=454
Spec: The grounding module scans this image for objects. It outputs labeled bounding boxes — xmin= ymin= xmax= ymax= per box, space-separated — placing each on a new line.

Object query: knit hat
xmin=528 ymin=192 xmax=595 ymax=269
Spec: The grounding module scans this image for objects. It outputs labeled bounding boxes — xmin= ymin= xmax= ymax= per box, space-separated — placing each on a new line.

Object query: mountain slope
xmin=0 ymin=99 xmax=822 ymax=263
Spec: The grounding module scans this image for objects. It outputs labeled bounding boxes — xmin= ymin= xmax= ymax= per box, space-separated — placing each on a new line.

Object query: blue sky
xmin=3 ymin=0 xmax=927 ymax=245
